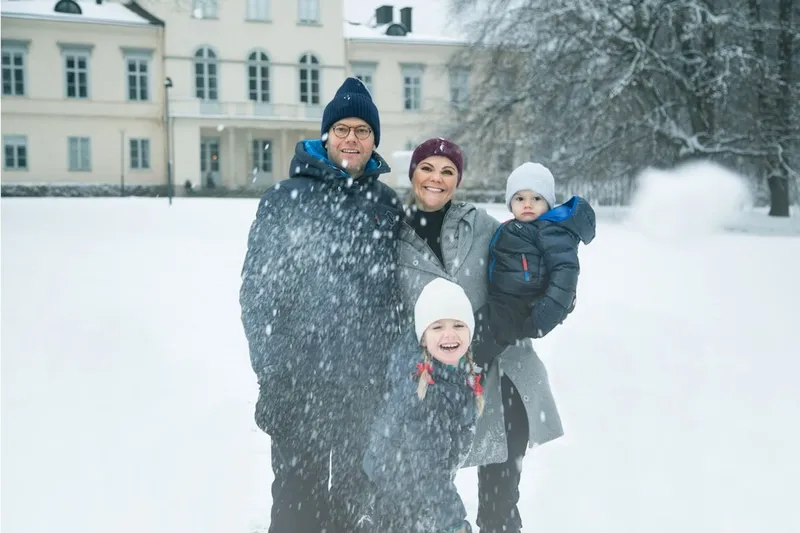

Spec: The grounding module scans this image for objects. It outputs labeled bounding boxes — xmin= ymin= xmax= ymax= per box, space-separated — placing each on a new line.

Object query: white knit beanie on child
xmin=414 ymin=278 xmax=475 ymax=343
xmin=505 ymin=162 xmax=556 ymax=210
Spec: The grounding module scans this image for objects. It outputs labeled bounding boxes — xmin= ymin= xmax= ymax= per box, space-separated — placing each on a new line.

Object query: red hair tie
xmin=471 ymin=374 xmax=483 ymax=396
xmin=414 ymin=362 xmax=435 ymax=385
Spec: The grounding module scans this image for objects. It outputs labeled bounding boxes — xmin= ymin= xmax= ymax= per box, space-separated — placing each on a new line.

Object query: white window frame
xmin=60 ymin=43 xmax=93 ymax=100
xmin=252 ymin=139 xmax=273 ymax=173
xmin=192 ymin=0 xmax=218 ymax=19
xmin=351 ymin=62 xmax=376 ymax=97
xmin=194 ymin=46 xmax=219 ymax=101
xmin=247 ymin=50 xmax=270 ymax=103
xmin=123 ymin=49 xmax=152 ymax=102
xmin=449 ymin=67 xmax=470 ymax=109
xmin=247 ymin=0 xmax=270 ymax=21
xmin=298 ymin=0 xmax=320 ymax=24
xmin=68 ymin=136 xmax=91 ymax=172
xmin=129 ymin=138 xmax=151 ymax=170
xmin=298 ymin=53 xmax=320 ymax=105
xmin=3 ymin=135 xmax=28 ymax=170
xmin=2 ymin=40 xmax=28 ymax=96
xmin=401 ymin=64 xmax=424 ymax=111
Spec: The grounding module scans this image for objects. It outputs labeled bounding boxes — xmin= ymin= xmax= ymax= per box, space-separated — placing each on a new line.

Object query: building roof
xmin=0 ymin=0 xmax=157 ymax=27
xmin=344 ymin=0 xmax=467 ymax=45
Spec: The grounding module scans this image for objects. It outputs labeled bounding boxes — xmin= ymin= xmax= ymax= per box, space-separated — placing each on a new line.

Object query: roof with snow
xmin=0 ymin=0 xmax=158 ymax=27
xmin=343 ymin=0 xmax=467 ymax=45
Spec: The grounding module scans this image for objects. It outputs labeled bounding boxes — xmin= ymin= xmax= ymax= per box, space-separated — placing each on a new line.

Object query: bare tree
xmin=448 ymin=0 xmax=798 ymax=213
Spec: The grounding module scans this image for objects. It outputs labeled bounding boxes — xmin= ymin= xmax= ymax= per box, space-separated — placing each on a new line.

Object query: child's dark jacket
xmin=488 ymin=196 xmax=596 ymax=344
xmin=363 ymin=331 xmax=477 ymax=532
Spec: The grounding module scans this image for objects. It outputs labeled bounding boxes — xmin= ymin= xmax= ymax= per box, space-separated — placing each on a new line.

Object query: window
xmin=194 ymin=46 xmax=218 ymax=100
xmin=130 ymin=138 xmax=151 ymax=170
xmin=298 ymin=0 xmax=320 ymax=23
xmin=126 ymin=55 xmax=150 ymax=101
xmin=449 ymin=67 xmax=470 ymax=108
xmin=54 ymin=0 xmax=81 ymax=14
xmin=68 ymin=137 xmax=91 ymax=171
xmin=192 ymin=0 xmax=217 ymax=19
xmin=351 ymin=62 xmax=376 ymax=96
xmin=247 ymin=51 xmax=270 ymax=102
xmin=3 ymin=135 xmax=28 ymax=170
xmin=252 ymin=139 xmax=273 ymax=173
xmin=298 ymin=54 xmax=320 ymax=105
xmin=401 ymin=65 xmax=423 ymax=111
xmin=247 ymin=0 xmax=270 ymax=21
xmin=2 ymin=41 xmax=27 ymax=96
xmin=62 ymin=45 xmax=91 ymax=99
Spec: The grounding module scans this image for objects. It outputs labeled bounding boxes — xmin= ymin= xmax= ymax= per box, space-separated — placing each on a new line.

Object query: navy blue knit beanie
xmin=321 ymin=77 xmax=381 ymax=147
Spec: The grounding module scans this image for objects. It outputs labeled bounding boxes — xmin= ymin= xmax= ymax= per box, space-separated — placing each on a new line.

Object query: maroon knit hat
xmin=409 ymin=138 xmax=465 ymax=186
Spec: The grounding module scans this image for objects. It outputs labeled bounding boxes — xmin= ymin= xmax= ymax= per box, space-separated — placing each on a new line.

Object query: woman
xmin=395 ymin=138 xmax=564 ymax=533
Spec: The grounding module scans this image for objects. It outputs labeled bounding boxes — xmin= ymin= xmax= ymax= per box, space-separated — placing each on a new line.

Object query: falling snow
xmin=1 ymin=180 xmax=799 ymax=533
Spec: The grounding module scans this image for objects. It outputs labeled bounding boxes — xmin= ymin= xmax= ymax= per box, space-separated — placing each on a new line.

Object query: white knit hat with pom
xmin=414 ymin=278 xmax=475 ymax=343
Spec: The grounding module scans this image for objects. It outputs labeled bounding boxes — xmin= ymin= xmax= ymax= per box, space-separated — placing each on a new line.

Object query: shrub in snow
xmin=1 ymin=184 xmax=169 ymax=198
xmin=627 ymin=160 xmax=752 ymax=240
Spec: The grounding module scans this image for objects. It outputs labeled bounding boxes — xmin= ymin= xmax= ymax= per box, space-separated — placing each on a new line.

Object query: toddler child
xmin=487 ymin=162 xmax=596 ymax=346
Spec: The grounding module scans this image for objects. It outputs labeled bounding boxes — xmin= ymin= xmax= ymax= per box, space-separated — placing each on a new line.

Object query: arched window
xmin=247 ymin=51 xmax=270 ymax=103
xmin=194 ymin=47 xmax=218 ymax=101
xmin=298 ymin=53 xmax=320 ymax=105
xmin=54 ymin=0 xmax=82 ymax=14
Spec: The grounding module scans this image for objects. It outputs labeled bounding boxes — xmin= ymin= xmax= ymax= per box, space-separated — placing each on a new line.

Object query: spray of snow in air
xmin=627 ymin=160 xmax=751 ymax=241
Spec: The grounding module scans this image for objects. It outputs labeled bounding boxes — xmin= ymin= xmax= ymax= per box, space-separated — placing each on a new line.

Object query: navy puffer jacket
xmin=488 ymin=196 xmax=595 ymax=344
xmin=239 ymin=140 xmax=404 ymax=437
xmin=363 ymin=331 xmax=477 ymax=533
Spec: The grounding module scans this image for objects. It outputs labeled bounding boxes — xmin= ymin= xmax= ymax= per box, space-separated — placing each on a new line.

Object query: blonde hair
xmin=413 ymin=347 xmax=484 ymax=417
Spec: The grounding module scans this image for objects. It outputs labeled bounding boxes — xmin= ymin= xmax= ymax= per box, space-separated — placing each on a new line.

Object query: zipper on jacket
xmin=521 ymin=253 xmax=530 ymax=281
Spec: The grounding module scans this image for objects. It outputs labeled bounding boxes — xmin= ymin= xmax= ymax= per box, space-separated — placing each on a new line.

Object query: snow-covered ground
xmin=2 ymin=188 xmax=800 ymax=532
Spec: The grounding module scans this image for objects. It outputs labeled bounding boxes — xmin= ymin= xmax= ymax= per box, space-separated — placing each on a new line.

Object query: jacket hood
xmin=537 ymin=195 xmax=596 ymax=244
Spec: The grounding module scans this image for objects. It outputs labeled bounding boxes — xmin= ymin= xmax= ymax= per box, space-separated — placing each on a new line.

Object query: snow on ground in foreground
xmin=2 ymin=193 xmax=799 ymax=533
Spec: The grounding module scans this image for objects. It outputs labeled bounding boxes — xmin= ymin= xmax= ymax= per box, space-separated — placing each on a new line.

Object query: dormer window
xmin=54 ymin=0 xmax=82 ymax=14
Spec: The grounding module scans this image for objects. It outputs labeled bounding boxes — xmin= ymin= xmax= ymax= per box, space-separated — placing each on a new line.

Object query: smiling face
xmin=411 ymin=155 xmax=459 ymax=212
xmin=510 ymin=189 xmax=551 ymax=222
xmin=325 ymin=118 xmax=374 ymax=178
xmin=421 ymin=319 xmax=471 ymax=366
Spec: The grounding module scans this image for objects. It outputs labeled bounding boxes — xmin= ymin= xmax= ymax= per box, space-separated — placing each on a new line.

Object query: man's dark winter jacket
xmin=488 ymin=196 xmax=596 ymax=344
xmin=239 ymin=140 xmax=404 ymax=438
xmin=363 ymin=331 xmax=477 ymax=533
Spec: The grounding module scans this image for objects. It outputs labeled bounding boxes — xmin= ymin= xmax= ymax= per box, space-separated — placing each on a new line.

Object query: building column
xmin=227 ymin=126 xmax=236 ymax=188
xmin=172 ymin=120 xmax=201 ymax=191
xmin=246 ymin=129 xmax=254 ymax=185
xmin=280 ymin=128 xmax=289 ymax=179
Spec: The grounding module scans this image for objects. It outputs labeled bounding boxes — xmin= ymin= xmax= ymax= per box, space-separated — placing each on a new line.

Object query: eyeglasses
xmin=331 ymin=124 xmax=373 ymax=140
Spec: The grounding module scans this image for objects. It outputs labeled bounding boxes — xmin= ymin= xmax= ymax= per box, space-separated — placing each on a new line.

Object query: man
xmin=240 ymin=77 xmax=403 ymax=533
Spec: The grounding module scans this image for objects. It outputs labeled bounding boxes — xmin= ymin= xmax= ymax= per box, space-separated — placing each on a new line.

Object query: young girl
xmin=362 ymin=277 xmax=484 ymax=533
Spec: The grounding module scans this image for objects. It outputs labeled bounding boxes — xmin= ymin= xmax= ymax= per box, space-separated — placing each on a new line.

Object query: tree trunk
xmin=768 ymin=176 xmax=791 ymax=216
xmin=769 ymin=0 xmax=795 ymax=217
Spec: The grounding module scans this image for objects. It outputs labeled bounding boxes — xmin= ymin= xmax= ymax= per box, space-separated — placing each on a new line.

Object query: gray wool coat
xmin=396 ymin=201 xmax=564 ymax=467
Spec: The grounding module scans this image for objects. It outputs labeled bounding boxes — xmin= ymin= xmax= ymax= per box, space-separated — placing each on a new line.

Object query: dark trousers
xmin=477 ymin=374 xmax=530 ymax=533
xmin=268 ymin=389 xmax=375 ymax=533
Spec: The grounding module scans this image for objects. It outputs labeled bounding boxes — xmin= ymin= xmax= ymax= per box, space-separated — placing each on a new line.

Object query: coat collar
xmin=399 ymin=201 xmax=478 ymax=276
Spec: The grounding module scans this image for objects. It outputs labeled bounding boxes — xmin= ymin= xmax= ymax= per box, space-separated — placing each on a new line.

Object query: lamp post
xmin=164 ymin=76 xmax=173 ymax=205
